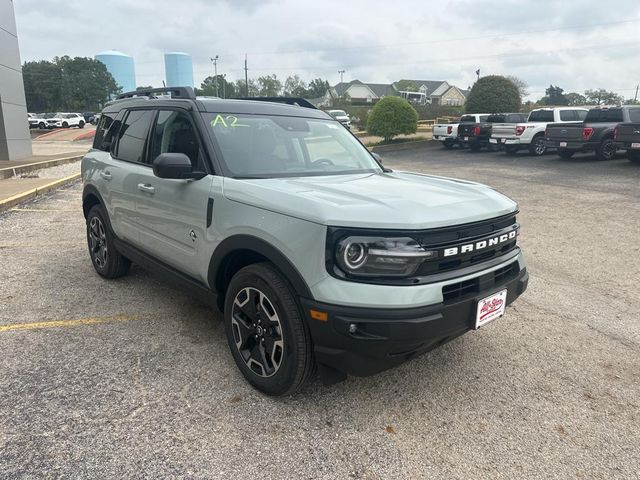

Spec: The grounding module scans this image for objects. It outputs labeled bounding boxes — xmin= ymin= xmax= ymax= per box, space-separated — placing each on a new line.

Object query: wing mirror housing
xmin=153 ymin=153 xmax=206 ymax=180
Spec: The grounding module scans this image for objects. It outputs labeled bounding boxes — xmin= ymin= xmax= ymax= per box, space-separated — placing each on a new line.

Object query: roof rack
xmin=116 ymin=86 xmax=196 ymax=100
xmin=232 ymin=97 xmax=318 ymax=110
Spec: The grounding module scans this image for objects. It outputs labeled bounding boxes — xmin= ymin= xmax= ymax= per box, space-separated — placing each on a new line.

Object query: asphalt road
xmin=1 ymin=145 xmax=638 ymax=479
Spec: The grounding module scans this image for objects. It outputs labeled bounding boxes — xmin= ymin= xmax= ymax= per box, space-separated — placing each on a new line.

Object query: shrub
xmin=366 ymin=97 xmax=418 ymax=142
xmin=465 ymin=75 xmax=521 ymax=113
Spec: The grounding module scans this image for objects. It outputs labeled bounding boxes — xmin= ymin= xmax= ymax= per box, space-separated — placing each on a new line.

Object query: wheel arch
xmin=209 ymin=235 xmax=313 ymax=311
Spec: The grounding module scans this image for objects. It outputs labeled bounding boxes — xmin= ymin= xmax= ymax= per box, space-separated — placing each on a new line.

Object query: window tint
xmin=628 ymin=108 xmax=640 ymax=122
xmin=486 ymin=114 xmax=506 ymax=123
xmin=529 ymin=110 xmax=554 ymax=122
xmin=115 ymin=110 xmax=154 ymax=163
xmin=93 ymin=112 xmax=118 ymax=151
xmin=149 ymin=110 xmax=203 ymax=170
xmin=585 ymin=108 xmax=623 ymax=123
xmin=576 ymin=110 xmax=588 ymax=121
xmin=506 ymin=113 xmax=526 ymax=123
xmin=559 ymin=110 xmax=576 ymax=121
xmin=479 ymin=115 xmax=490 ymax=122
xmin=459 ymin=115 xmax=476 ymax=122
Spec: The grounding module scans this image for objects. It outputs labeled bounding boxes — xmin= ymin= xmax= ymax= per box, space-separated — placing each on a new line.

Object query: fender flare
xmin=208 ymin=235 xmax=313 ymax=300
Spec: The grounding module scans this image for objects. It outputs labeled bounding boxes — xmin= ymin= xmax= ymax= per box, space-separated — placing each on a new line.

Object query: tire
xmin=78 ymin=121 xmax=85 ymax=129
xmin=224 ymin=262 xmax=314 ymax=396
xmin=86 ymin=205 xmax=131 ymax=279
xmin=443 ymin=139 xmax=454 ymax=149
xmin=628 ymin=150 xmax=640 ymax=164
xmin=38 ymin=122 xmax=45 ymax=129
xmin=595 ymin=138 xmax=616 ymax=161
xmin=557 ymin=149 xmax=575 ymax=159
xmin=504 ymin=145 xmax=519 ymax=155
xmin=62 ymin=122 xmax=69 ymax=128
xmin=528 ymin=135 xmax=546 ymax=156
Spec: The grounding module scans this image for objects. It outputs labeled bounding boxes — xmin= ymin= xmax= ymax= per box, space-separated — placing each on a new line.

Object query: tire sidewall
xmin=86 ymin=205 xmax=114 ymax=276
xmin=224 ymin=265 xmax=307 ymax=396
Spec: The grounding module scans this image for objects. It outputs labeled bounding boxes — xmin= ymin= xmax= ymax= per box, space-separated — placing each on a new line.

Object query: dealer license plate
xmin=631 ymin=142 xmax=640 ymax=149
xmin=475 ymin=289 xmax=507 ymax=329
xmin=559 ymin=141 xmax=567 ymax=147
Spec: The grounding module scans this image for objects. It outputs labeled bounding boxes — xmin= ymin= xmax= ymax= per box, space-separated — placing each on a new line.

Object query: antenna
xmin=338 ymin=70 xmax=345 ymax=83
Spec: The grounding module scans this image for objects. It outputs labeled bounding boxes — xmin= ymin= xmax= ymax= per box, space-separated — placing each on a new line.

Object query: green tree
xmin=283 ymin=75 xmax=308 ymax=97
xmin=366 ymin=96 xmax=418 ymax=142
xmin=257 ymin=74 xmax=283 ymax=96
xmin=565 ymin=92 xmax=587 ymax=106
xmin=197 ymin=75 xmax=237 ymax=98
xmin=23 ymin=60 xmax=62 ymax=112
xmin=234 ymin=78 xmax=259 ymax=97
xmin=57 ymin=56 xmax=120 ymax=111
xmin=540 ymin=85 xmax=567 ymax=105
xmin=465 ymin=75 xmax=521 ymax=113
xmin=306 ymin=78 xmax=330 ymax=98
xmin=506 ymin=76 xmax=529 ymax=98
xmin=584 ymin=88 xmax=623 ymax=105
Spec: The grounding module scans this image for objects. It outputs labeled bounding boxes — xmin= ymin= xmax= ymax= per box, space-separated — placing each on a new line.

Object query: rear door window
xmin=114 ymin=110 xmax=154 ymax=163
xmin=529 ymin=110 xmax=554 ymax=122
xmin=559 ymin=110 xmax=577 ymax=121
xmin=628 ymin=108 xmax=640 ymax=122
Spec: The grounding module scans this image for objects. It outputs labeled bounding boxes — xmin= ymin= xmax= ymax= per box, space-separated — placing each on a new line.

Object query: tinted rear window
xmin=585 ymin=108 xmax=623 ymax=123
xmin=628 ymin=108 xmax=640 ymax=122
xmin=486 ymin=114 xmax=506 ymax=123
xmin=528 ymin=110 xmax=554 ymax=122
xmin=460 ymin=115 xmax=476 ymax=122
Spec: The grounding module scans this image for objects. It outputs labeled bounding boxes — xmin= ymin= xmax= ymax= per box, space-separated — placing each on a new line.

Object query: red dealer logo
xmin=479 ymin=297 xmax=504 ymax=321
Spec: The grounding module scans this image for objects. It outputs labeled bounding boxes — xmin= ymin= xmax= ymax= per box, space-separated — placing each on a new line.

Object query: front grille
xmin=442 ymin=261 xmax=519 ymax=303
xmin=415 ymin=213 xmax=519 ymax=276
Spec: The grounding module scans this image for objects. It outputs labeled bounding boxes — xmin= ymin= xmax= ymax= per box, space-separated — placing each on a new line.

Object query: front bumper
xmin=301 ymin=263 xmax=528 ymax=380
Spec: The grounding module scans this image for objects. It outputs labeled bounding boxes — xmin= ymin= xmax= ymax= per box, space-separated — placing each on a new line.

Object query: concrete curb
xmin=0 ymin=173 xmax=81 ymax=212
xmin=0 ymin=155 xmax=82 ymax=180
xmin=370 ymin=140 xmax=438 ymax=153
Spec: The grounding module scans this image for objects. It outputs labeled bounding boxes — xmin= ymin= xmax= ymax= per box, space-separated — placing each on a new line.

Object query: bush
xmin=366 ymin=97 xmax=418 ymax=141
xmin=465 ymin=75 xmax=521 ymax=113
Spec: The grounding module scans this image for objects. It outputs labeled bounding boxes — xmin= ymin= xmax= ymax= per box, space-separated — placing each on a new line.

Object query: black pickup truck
xmin=545 ymin=106 xmax=640 ymax=160
xmin=614 ymin=122 xmax=640 ymax=164
xmin=458 ymin=113 xmax=527 ymax=151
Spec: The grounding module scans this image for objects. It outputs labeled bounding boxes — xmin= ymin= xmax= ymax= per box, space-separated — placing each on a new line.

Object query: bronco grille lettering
xmin=443 ymin=230 xmax=517 ymax=257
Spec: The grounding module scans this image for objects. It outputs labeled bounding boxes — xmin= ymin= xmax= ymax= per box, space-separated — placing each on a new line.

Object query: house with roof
xmin=326 ymin=80 xmax=398 ymax=105
xmin=395 ymin=80 xmax=469 ymax=106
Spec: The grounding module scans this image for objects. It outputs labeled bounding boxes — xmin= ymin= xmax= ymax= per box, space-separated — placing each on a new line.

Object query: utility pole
xmin=244 ymin=54 xmax=249 ymax=97
xmin=475 ymin=69 xmax=480 ymax=82
xmin=210 ymin=55 xmax=219 ymax=97
xmin=338 ymin=70 xmax=345 ymax=83
xmin=635 ymin=84 xmax=639 ymax=102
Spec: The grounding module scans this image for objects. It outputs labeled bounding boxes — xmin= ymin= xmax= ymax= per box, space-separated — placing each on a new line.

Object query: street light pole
xmin=338 ymin=69 xmax=345 ymax=83
xmin=211 ymin=55 xmax=219 ymax=97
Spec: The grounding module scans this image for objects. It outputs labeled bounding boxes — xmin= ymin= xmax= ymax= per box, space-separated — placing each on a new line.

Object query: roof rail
xmin=233 ymin=97 xmax=318 ymax=110
xmin=116 ymin=86 xmax=196 ymax=100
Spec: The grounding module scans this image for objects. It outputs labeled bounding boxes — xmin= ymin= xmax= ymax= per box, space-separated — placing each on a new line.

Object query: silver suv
xmin=82 ymin=87 xmax=528 ymax=396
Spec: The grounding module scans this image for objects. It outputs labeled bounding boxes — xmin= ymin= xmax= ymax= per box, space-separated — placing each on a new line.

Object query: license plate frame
xmin=559 ymin=141 xmax=567 ymax=147
xmin=475 ymin=289 xmax=507 ymax=329
xmin=631 ymin=142 xmax=640 ymax=149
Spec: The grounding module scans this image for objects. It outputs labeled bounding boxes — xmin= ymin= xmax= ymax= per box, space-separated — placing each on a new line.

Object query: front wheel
xmin=224 ymin=263 xmax=314 ymax=396
xmin=528 ymin=136 xmax=546 ymax=156
xmin=557 ymin=149 xmax=575 ymax=159
xmin=62 ymin=122 xmax=69 ymax=128
xmin=78 ymin=121 xmax=85 ymax=129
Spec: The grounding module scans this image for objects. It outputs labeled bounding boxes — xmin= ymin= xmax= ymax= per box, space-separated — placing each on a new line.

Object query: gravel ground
xmin=0 ymin=145 xmax=638 ymax=479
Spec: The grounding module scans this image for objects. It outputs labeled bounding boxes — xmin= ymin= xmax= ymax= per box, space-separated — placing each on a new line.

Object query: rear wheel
xmin=504 ymin=145 xmax=519 ymax=155
xmin=224 ymin=263 xmax=314 ymax=396
xmin=557 ymin=149 xmax=574 ymax=159
xmin=86 ymin=205 xmax=131 ymax=279
xmin=443 ymin=139 xmax=454 ymax=149
xmin=627 ymin=150 xmax=640 ymax=164
xmin=595 ymin=138 xmax=616 ymax=161
xmin=528 ymin=135 xmax=546 ymax=156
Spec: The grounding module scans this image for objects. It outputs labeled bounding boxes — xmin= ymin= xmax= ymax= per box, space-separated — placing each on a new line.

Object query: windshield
xmin=206 ymin=114 xmax=381 ymax=178
xmin=329 ymin=110 xmax=347 ymax=117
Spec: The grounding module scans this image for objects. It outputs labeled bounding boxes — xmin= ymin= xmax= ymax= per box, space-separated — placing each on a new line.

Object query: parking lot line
xmin=0 ymin=314 xmax=141 ymax=333
xmin=10 ymin=207 xmax=78 ymax=212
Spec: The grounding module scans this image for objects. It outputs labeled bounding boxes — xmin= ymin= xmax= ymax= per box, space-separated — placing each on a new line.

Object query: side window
xmin=628 ymin=108 xmax=640 ymax=122
xmin=576 ymin=110 xmax=587 ymax=121
xmin=114 ymin=110 xmax=154 ymax=163
xmin=559 ymin=110 xmax=576 ymax=121
xmin=603 ymin=109 xmax=623 ymax=122
xmin=149 ymin=110 xmax=203 ymax=170
xmin=93 ymin=112 xmax=117 ymax=151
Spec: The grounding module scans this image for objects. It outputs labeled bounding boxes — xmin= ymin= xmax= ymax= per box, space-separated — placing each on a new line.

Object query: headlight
xmin=335 ymin=236 xmax=437 ymax=277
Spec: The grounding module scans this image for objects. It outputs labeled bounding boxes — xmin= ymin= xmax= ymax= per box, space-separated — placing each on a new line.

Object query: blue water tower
xmin=95 ymin=50 xmax=136 ymax=92
xmin=164 ymin=52 xmax=194 ymax=88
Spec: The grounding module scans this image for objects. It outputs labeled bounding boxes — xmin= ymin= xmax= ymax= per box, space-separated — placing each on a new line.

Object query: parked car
xmin=28 ymin=113 xmax=50 ymax=129
xmin=81 ymin=87 xmax=528 ymax=396
xmin=82 ymin=112 xmax=96 ymax=124
xmin=46 ymin=113 xmax=86 ymax=129
xmin=458 ymin=113 xmax=527 ymax=151
xmin=433 ymin=114 xmax=489 ymax=149
xmin=614 ymin=120 xmax=640 ymax=164
xmin=92 ymin=113 xmax=101 ymax=125
xmin=326 ymin=109 xmax=351 ymax=129
xmin=491 ymin=107 xmax=589 ymax=156
xmin=545 ymin=106 xmax=640 ymax=160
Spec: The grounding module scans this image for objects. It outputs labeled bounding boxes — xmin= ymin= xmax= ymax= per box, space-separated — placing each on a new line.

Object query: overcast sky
xmin=13 ymin=0 xmax=640 ymax=100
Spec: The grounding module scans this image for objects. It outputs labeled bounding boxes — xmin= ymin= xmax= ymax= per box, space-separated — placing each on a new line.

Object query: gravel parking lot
xmin=1 ymin=145 xmax=638 ymax=479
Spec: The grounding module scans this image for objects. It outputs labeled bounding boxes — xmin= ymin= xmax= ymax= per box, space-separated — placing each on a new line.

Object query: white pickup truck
xmin=491 ymin=107 xmax=588 ymax=155
xmin=433 ymin=114 xmax=489 ymax=149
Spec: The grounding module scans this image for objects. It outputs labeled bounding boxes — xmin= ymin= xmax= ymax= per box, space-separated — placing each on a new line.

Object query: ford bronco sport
xmin=82 ymin=87 xmax=528 ymax=396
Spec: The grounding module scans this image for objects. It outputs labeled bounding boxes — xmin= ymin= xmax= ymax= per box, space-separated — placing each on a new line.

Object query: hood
xmin=223 ymin=171 xmax=517 ymax=229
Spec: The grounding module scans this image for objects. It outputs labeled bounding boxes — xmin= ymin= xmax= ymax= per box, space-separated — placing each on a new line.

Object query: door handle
xmin=137 ymin=183 xmax=155 ymax=194
xmin=100 ymin=171 xmax=112 ymax=180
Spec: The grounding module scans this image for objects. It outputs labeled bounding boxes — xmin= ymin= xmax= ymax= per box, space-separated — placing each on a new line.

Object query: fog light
xmin=348 ymin=323 xmax=358 ymax=333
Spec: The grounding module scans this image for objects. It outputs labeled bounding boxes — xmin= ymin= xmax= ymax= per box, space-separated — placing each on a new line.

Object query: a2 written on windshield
xmin=205 ymin=113 xmax=381 ymax=178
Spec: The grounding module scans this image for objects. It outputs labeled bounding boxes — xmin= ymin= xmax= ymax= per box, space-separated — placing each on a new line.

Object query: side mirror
xmin=153 ymin=153 xmax=205 ymax=180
